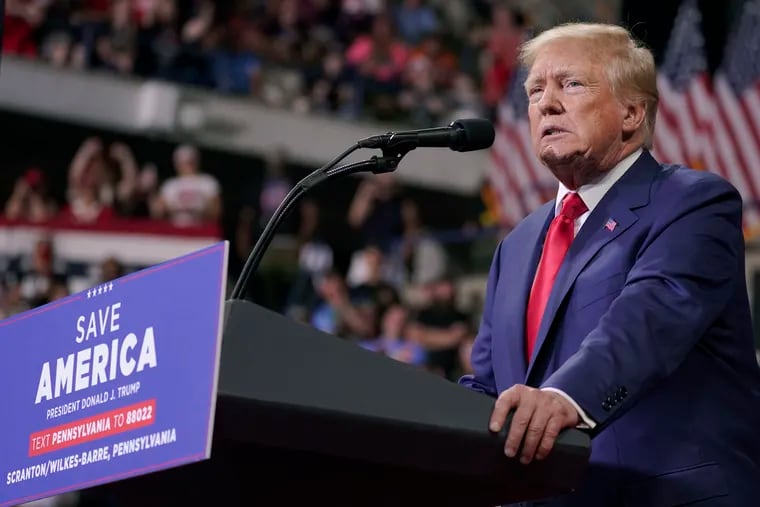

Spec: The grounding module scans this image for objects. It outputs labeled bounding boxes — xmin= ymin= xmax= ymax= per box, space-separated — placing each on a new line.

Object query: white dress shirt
xmin=541 ymin=148 xmax=643 ymax=429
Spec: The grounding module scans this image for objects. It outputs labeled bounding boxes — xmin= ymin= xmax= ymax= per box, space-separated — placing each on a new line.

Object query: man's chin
xmin=538 ymin=148 xmax=600 ymax=188
xmin=538 ymin=147 xmax=582 ymax=168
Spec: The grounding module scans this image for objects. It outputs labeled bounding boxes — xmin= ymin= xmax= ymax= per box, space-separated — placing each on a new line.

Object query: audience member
xmin=284 ymin=198 xmax=335 ymax=321
xmin=347 ymin=173 xmax=404 ymax=252
xmin=392 ymin=198 xmax=448 ymax=287
xmin=311 ymin=270 xmax=376 ymax=339
xmin=361 ymin=303 xmax=428 ymax=367
xmin=97 ymin=256 xmax=126 ymax=284
xmin=152 ymin=144 xmax=222 ymax=227
xmin=62 ymin=137 xmax=140 ymax=224
xmin=14 ymin=238 xmax=68 ymax=308
xmin=406 ymin=275 xmax=471 ymax=379
xmin=345 ymin=12 xmax=410 ymax=119
xmin=393 ymin=0 xmax=440 ymax=46
xmin=4 ymin=168 xmax=58 ymax=223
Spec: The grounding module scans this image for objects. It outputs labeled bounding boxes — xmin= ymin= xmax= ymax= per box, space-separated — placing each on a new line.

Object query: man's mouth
xmin=542 ymin=127 xmax=567 ymax=138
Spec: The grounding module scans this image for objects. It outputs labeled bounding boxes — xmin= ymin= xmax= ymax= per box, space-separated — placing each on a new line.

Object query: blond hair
xmin=519 ymin=23 xmax=658 ymax=148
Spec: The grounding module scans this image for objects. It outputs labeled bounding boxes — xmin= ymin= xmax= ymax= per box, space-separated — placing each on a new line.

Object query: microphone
xmin=358 ymin=118 xmax=495 ymax=152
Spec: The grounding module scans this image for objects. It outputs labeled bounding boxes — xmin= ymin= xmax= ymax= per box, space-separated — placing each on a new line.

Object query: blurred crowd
xmin=0 ymin=0 xmax=621 ymax=398
xmin=3 ymin=0 xmax=618 ymax=126
xmin=0 ymin=136 xmax=223 ymax=319
xmin=4 ymin=137 xmax=221 ymax=227
xmin=0 ymin=0 xmax=621 ymax=394
xmin=1 ymin=132 xmax=485 ymax=381
xmin=280 ymin=172 xmax=479 ymax=381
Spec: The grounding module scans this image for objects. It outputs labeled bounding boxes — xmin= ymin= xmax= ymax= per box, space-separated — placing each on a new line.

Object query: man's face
xmin=526 ymin=40 xmax=626 ymax=183
xmin=175 ymin=151 xmax=198 ymax=176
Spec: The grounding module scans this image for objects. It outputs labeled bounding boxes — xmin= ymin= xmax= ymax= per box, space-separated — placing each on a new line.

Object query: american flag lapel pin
xmin=604 ymin=218 xmax=617 ymax=232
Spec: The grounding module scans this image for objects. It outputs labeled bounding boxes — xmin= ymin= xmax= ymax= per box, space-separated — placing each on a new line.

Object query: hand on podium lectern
xmin=488 ymin=384 xmax=580 ymax=465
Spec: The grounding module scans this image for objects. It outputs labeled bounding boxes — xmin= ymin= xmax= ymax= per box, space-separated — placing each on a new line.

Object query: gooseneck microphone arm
xmin=230 ymin=118 xmax=495 ymax=301
xmin=229 ymin=144 xmax=413 ymax=300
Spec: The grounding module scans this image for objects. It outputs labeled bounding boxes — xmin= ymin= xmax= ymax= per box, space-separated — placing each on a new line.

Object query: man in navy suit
xmin=460 ymin=22 xmax=760 ymax=506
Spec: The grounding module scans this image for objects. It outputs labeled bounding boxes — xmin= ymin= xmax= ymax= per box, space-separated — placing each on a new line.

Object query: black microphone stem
xmin=230 ymin=149 xmax=407 ymax=300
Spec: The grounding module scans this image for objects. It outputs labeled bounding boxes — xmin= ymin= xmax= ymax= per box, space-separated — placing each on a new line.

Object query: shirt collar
xmin=555 ymin=148 xmax=643 ymax=215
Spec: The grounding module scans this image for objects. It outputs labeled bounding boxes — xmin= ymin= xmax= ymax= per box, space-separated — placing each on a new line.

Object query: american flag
xmin=651 ymin=0 xmax=712 ymax=170
xmin=487 ymin=0 xmax=760 ymax=236
xmin=711 ymin=0 xmax=760 ymax=235
xmin=655 ymin=0 xmax=760 ymax=234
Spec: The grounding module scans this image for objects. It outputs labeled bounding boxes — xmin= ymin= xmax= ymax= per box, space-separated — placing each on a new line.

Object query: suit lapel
xmin=500 ymin=202 xmax=555 ymax=383
xmin=525 ymin=151 xmax=659 ymax=380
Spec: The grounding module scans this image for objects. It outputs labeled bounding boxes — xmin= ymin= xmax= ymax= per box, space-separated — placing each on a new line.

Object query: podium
xmin=87 ymin=299 xmax=591 ymax=506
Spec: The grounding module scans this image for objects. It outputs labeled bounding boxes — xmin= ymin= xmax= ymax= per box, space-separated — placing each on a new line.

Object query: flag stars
xmin=86 ymin=283 xmax=115 ymax=299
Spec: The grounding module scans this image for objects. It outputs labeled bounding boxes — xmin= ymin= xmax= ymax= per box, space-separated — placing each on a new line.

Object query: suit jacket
xmin=460 ymin=151 xmax=760 ymax=507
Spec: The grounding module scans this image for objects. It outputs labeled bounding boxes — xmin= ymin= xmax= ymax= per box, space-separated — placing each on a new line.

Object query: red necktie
xmin=525 ymin=192 xmax=588 ymax=363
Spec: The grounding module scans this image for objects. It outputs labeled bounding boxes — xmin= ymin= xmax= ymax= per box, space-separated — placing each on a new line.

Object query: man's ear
xmin=622 ymin=100 xmax=647 ymax=136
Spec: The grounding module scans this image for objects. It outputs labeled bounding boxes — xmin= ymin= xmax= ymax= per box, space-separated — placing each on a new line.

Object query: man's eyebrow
xmin=524 ymin=68 xmax=582 ymax=91
xmin=553 ymin=69 xmax=578 ymax=81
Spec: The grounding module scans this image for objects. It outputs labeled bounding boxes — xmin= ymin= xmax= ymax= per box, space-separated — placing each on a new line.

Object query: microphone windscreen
xmin=450 ymin=119 xmax=495 ymax=152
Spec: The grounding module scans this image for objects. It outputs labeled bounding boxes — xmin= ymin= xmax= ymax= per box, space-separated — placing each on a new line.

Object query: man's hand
xmin=489 ymin=385 xmax=580 ymax=464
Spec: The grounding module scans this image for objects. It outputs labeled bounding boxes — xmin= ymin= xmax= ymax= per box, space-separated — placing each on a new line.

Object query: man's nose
xmin=537 ymin=85 xmax=563 ymax=115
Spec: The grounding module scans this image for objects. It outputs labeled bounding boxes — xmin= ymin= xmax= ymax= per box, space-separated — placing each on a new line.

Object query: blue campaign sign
xmin=0 ymin=241 xmax=229 ymax=506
